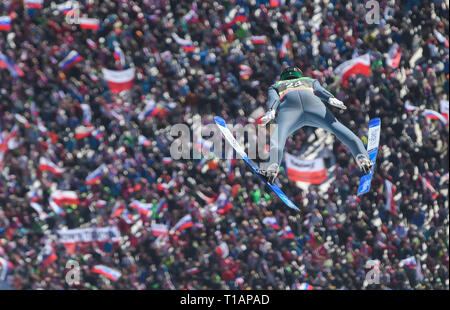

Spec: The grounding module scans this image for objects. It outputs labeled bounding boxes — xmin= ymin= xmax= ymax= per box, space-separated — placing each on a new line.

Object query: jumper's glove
xmin=259 ymin=109 xmax=276 ymax=125
xmin=328 ymin=97 xmax=347 ymax=110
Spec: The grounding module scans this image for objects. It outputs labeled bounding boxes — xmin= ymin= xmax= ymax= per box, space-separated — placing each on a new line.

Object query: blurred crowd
xmin=0 ymin=0 xmax=448 ymax=290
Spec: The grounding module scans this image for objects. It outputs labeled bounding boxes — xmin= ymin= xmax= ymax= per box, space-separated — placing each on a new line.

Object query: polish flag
xmin=79 ymin=18 xmax=100 ymax=31
xmin=102 ymin=68 xmax=135 ymax=94
xmin=75 ymin=125 xmax=94 ymax=139
xmin=298 ymin=283 xmax=314 ymax=290
xmin=285 ymin=153 xmax=327 ymax=184
xmin=215 ymin=242 xmax=229 ymax=258
xmin=420 ymin=176 xmax=438 ymax=199
xmin=386 ymin=43 xmax=402 ymax=69
xmin=50 ymin=190 xmax=79 ymax=206
xmin=384 ymin=179 xmax=397 ymax=215
xmin=39 ymin=157 xmax=64 ymax=175
xmin=334 ymin=53 xmax=371 ymax=85
xmin=404 ymin=100 xmax=419 ymax=112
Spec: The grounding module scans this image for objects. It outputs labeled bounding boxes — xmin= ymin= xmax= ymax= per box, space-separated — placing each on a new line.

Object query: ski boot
xmin=258 ymin=163 xmax=279 ymax=184
xmin=356 ymin=154 xmax=373 ymax=175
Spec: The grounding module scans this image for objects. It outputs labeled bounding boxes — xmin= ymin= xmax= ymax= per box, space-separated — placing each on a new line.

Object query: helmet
xmin=280 ymin=66 xmax=303 ymax=80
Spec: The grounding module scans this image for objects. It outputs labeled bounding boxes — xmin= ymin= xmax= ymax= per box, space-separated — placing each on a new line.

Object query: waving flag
xmin=137 ymin=100 xmax=168 ymax=120
xmin=278 ymin=225 xmax=295 ymax=240
xmin=151 ymin=223 xmax=169 ymax=237
xmin=39 ymin=157 xmax=64 ymax=175
xmin=384 ymin=179 xmax=397 ymax=215
xmin=262 ymin=217 xmax=280 ymax=230
xmin=420 ymin=175 xmax=438 ymax=199
xmin=85 ymin=164 xmax=105 ymax=185
xmin=334 ymin=53 xmax=371 ymax=85
xmin=400 ymin=256 xmax=417 ymax=268
xmin=285 ymin=153 xmax=327 ymax=184
xmin=0 ymin=257 xmax=12 ymax=281
xmin=59 ymin=50 xmax=83 ymax=70
xmin=239 ymin=64 xmax=253 ymax=79
xmin=220 ymin=10 xmax=247 ymax=31
xmin=14 ymin=114 xmax=30 ymax=128
xmin=79 ymin=18 xmax=100 ymax=30
xmin=92 ymin=128 xmax=105 ymax=141
xmin=424 ymin=109 xmax=448 ymax=124
xmin=39 ymin=241 xmax=58 ymax=269
xmin=56 ymin=1 xmax=74 ymax=14
xmin=279 ymin=34 xmax=291 ymax=58
xmin=25 ymin=0 xmax=43 ymax=8
xmin=440 ymin=100 xmax=449 ymax=121
xmin=172 ymin=33 xmax=195 ymax=52
xmin=433 ymin=29 xmax=449 ymax=48
xmin=80 ymin=104 xmax=92 ymax=126
xmin=50 ymin=190 xmax=79 ymax=206
xmin=113 ymin=44 xmax=126 ymax=69
xmin=27 ymin=188 xmax=40 ymax=202
xmin=0 ymin=16 xmax=11 ymax=31
xmin=130 ymin=200 xmax=153 ymax=216
xmin=91 ymin=265 xmax=121 ymax=281
xmin=75 ymin=125 xmax=94 ymax=139
xmin=186 ymin=267 xmax=200 ymax=275
xmin=49 ymin=199 xmax=65 ymax=215
xmin=386 ymin=43 xmax=402 ymax=69
xmin=183 ymin=3 xmax=198 ymax=22
xmin=138 ymin=135 xmax=151 ymax=146
xmin=155 ymin=200 xmax=168 ymax=217
xmin=111 ymin=202 xmax=125 ymax=218
xmin=30 ymin=202 xmax=48 ymax=220
xmin=0 ymin=52 xmax=24 ymax=77
xmin=171 ymin=214 xmax=194 ymax=233
xmin=215 ymin=242 xmax=229 ymax=258
xmin=102 ymin=68 xmax=135 ymax=94
xmin=298 ymin=283 xmax=314 ymax=290
xmin=251 ymin=35 xmax=267 ymax=45
xmin=404 ymin=100 xmax=419 ymax=111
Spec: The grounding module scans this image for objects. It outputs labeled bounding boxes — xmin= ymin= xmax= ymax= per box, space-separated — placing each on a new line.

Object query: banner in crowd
xmin=56 ymin=226 xmax=120 ymax=253
xmin=285 ymin=153 xmax=327 ymax=184
xmin=334 ymin=53 xmax=371 ymax=85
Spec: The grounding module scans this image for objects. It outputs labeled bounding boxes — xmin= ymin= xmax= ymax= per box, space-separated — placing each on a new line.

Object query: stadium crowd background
xmin=0 ymin=0 xmax=448 ymax=290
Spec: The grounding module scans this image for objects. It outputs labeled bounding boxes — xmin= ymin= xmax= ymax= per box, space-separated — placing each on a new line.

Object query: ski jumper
xmin=265 ymin=77 xmax=369 ymax=167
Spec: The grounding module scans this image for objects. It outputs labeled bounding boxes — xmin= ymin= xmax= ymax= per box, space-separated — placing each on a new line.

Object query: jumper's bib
xmin=275 ymin=78 xmax=315 ymax=100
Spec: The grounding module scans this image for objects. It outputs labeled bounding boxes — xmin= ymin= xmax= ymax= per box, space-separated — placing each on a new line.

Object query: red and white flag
xmin=386 ymin=43 xmax=402 ymax=69
xmin=151 ymin=223 xmax=169 ymax=237
xmin=39 ymin=157 xmax=64 ymax=175
xmin=79 ymin=18 xmax=100 ymax=31
xmin=251 ymin=35 xmax=267 ymax=45
xmin=279 ymin=34 xmax=291 ymax=58
xmin=285 ymin=153 xmax=327 ymax=184
xmin=420 ymin=175 xmax=438 ymax=199
xmin=215 ymin=242 xmax=229 ymax=258
xmin=440 ymin=100 xmax=449 ymax=121
xmin=384 ymin=179 xmax=397 ymax=215
xmin=50 ymin=190 xmax=79 ymax=206
xmin=102 ymin=68 xmax=135 ymax=94
xmin=75 ymin=125 xmax=94 ymax=139
xmin=238 ymin=64 xmax=253 ymax=79
xmin=334 ymin=53 xmax=371 ymax=85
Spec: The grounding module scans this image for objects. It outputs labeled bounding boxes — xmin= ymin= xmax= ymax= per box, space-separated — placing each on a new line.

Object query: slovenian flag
xmin=40 ymin=243 xmax=58 ymax=268
xmin=0 ymin=16 xmax=12 ymax=31
xmin=155 ymin=200 xmax=168 ymax=216
xmin=49 ymin=199 xmax=65 ymax=215
xmin=75 ymin=125 xmax=94 ymax=139
xmin=39 ymin=157 xmax=64 ymax=175
xmin=0 ymin=52 xmax=24 ymax=77
xmin=279 ymin=34 xmax=291 ymax=58
xmin=92 ymin=128 xmax=105 ymax=141
xmin=217 ymin=200 xmax=232 ymax=214
xmin=137 ymin=100 xmax=167 ymax=121
xmin=239 ymin=64 xmax=253 ymax=80
xmin=102 ymin=68 xmax=135 ymax=94
xmin=56 ymin=1 xmax=74 ymax=15
xmin=251 ymin=35 xmax=267 ymax=45
xmin=85 ymin=164 xmax=105 ymax=185
xmin=424 ymin=109 xmax=448 ymax=124
xmin=220 ymin=10 xmax=247 ymax=31
xmin=386 ymin=43 xmax=402 ymax=69
xmin=80 ymin=104 xmax=92 ymax=126
xmin=278 ymin=225 xmax=295 ymax=240
xmin=172 ymin=33 xmax=195 ymax=52
xmin=298 ymin=283 xmax=314 ymax=290
xmin=262 ymin=217 xmax=280 ymax=230
xmin=151 ymin=223 xmax=169 ymax=237
xmin=113 ymin=44 xmax=125 ymax=69
xmin=186 ymin=267 xmax=200 ymax=275
xmin=183 ymin=3 xmax=198 ymax=23
xmin=59 ymin=50 xmax=83 ymax=70
xmin=79 ymin=18 xmax=100 ymax=31
xmin=91 ymin=265 xmax=122 ymax=281
xmin=130 ymin=200 xmax=153 ymax=215
xmin=50 ymin=190 xmax=79 ymax=206
xmin=400 ymin=256 xmax=417 ymax=268
xmin=433 ymin=29 xmax=449 ymax=48
xmin=24 ymin=0 xmax=43 ymax=9
xmin=171 ymin=214 xmax=194 ymax=233
xmin=334 ymin=53 xmax=371 ymax=85
xmin=27 ymin=188 xmax=40 ymax=202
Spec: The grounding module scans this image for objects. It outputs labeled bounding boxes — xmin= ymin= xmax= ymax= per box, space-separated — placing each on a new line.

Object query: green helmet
xmin=280 ymin=66 xmax=303 ymax=80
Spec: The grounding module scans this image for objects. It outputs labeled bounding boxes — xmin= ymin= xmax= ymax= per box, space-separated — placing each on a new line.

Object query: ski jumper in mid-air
xmin=258 ymin=66 xmax=373 ymax=184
